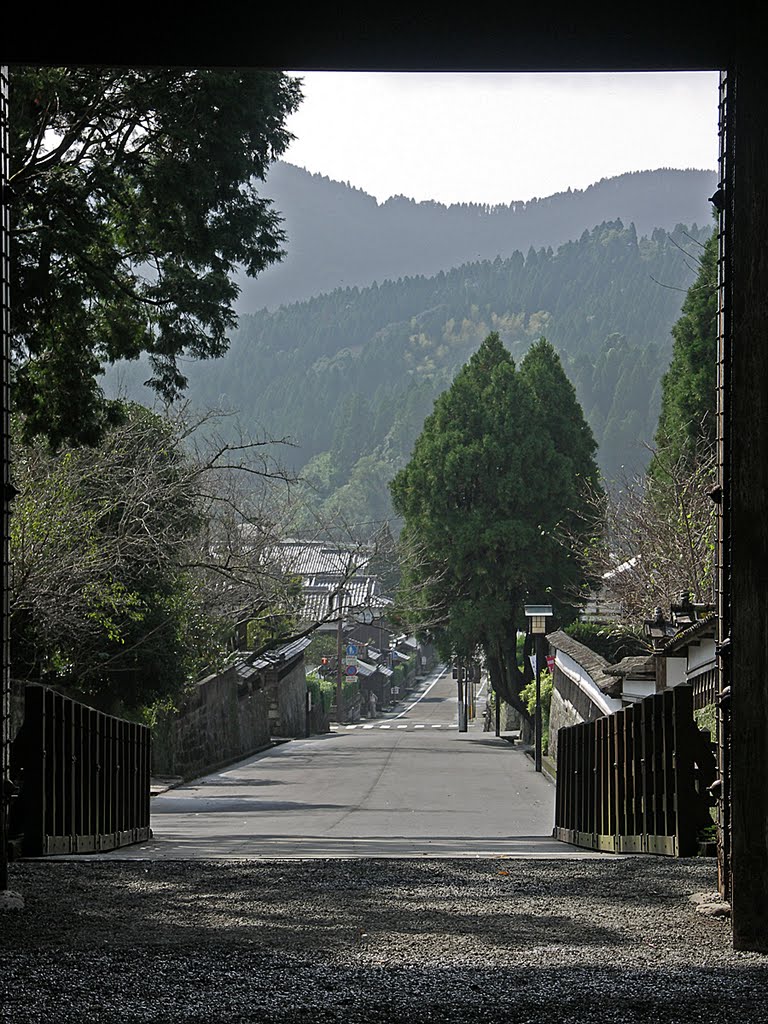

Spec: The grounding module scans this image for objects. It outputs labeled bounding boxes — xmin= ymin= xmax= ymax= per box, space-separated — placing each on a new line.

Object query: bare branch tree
xmin=9 ymin=404 xmax=303 ymax=705
xmin=574 ymin=439 xmax=717 ymax=627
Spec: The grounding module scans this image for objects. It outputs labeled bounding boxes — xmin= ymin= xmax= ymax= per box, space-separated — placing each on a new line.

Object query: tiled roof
xmin=546 ymin=629 xmax=619 ymax=695
xmin=604 ymin=655 xmax=656 ymax=679
xmin=662 ymin=611 xmax=717 ymax=654
xmin=300 ymin=580 xmax=392 ymax=626
xmin=269 ymin=540 xmax=371 ymax=578
xmin=235 ymin=635 xmax=314 ymax=676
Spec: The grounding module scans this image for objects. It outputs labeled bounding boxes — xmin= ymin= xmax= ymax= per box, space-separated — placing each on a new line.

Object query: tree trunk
xmin=486 ymin=638 xmax=529 ymax=720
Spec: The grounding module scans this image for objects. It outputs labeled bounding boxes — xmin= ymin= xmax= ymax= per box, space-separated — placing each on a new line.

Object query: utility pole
xmin=335 ymin=591 xmax=344 ymax=725
xmin=457 ymin=659 xmax=467 ymax=732
xmin=450 ymin=659 xmax=468 ymax=733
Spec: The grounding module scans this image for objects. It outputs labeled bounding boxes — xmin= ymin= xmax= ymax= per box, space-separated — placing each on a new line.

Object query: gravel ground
xmin=1 ymin=857 xmax=765 ymax=1023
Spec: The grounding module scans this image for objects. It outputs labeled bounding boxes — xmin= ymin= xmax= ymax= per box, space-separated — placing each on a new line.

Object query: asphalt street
xmin=6 ymin=668 xmax=753 ymax=1023
xmin=81 ymin=665 xmax=606 ymax=861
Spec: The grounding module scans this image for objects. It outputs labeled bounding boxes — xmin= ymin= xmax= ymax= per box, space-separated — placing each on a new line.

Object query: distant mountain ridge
xmin=105 ymin=168 xmax=717 ymax=536
xmin=236 ymin=163 xmax=717 ymax=311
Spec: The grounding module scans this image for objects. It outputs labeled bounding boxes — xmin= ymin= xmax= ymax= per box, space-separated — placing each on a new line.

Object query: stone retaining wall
xmin=548 ymin=684 xmax=583 ymax=762
xmin=152 ymin=667 xmax=271 ymax=780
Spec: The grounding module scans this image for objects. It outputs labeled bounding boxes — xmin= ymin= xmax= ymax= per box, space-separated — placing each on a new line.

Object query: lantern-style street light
xmin=524 ymin=603 xmax=553 ymax=773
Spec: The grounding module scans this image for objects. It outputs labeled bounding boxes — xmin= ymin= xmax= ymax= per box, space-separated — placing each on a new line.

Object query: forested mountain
xmin=234 ymin=164 xmax=717 ymax=311
xmin=105 ymin=218 xmax=714 ymax=536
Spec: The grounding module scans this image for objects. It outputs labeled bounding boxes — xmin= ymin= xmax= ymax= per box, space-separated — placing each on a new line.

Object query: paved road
xmin=90 ymin=665 xmax=605 ymax=860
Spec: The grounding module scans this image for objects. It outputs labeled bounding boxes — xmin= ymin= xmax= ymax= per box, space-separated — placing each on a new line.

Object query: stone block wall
xmin=548 ymin=684 xmax=583 ymax=762
xmin=268 ymin=659 xmax=312 ymax=738
xmin=152 ymin=667 xmax=271 ymax=780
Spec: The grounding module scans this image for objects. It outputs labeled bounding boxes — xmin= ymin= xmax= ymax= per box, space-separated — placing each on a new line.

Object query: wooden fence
xmin=554 ymin=685 xmax=716 ymax=857
xmin=13 ymin=685 xmax=151 ymax=855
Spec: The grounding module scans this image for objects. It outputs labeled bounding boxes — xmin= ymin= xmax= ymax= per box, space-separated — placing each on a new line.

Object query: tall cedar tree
xmin=390 ymin=333 xmax=600 ymax=716
xmin=518 ymin=337 xmax=602 ymax=598
xmin=9 ymin=67 xmax=302 ymax=446
xmin=652 ymin=229 xmax=718 ymax=470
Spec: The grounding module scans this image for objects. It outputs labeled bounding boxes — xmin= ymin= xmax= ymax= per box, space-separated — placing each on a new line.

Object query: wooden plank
xmin=661 ymin=689 xmax=674 ymax=837
xmin=618 ymin=708 xmax=626 ymax=835
xmin=672 ymin=685 xmax=697 ymax=857
xmin=21 ymin=686 xmax=44 ymax=856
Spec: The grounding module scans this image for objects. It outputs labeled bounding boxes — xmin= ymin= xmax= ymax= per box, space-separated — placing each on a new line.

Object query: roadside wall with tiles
xmin=548 ymin=685 xmax=583 ymax=761
xmin=268 ymin=658 xmax=312 ymax=738
xmin=151 ymin=666 xmax=271 ymax=780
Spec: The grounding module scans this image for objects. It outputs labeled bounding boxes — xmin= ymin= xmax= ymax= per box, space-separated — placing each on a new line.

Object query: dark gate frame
xmin=1 ymin=14 xmax=766 ymax=950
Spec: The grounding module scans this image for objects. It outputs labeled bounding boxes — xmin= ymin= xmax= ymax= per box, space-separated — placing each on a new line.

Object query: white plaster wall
xmin=556 ymin=650 xmax=622 ymax=716
xmin=623 ymin=679 xmax=656 ymax=701
xmin=666 ymin=656 xmax=688 ymax=686
xmin=688 ymin=639 xmax=716 ymax=673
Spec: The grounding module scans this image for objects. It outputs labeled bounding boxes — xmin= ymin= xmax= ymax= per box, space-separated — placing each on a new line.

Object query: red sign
xmin=546 ymin=655 xmax=555 ymax=672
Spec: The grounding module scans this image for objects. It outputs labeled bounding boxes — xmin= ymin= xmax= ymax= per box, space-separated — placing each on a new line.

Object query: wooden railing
xmin=13 ymin=685 xmax=151 ymax=855
xmin=554 ymin=685 xmax=716 ymax=857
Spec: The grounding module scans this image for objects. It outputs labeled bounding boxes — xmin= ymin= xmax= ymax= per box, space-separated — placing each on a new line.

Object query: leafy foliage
xmin=563 ymin=621 xmax=646 ymax=662
xmin=10 ymin=405 xmax=299 ymax=712
xmin=573 ymin=227 xmax=719 ymax=625
xmin=652 ymin=228 xmax=718 ymax=474
xmin=519 ymin=670 xmax=553 ymax=754
xmin=122 ymin=218 xmax=711 ymax=538
xmin=390 ymin=332 xmax=600 ymax=715
xmin=9 ymin=66 xmax=302 ymax=445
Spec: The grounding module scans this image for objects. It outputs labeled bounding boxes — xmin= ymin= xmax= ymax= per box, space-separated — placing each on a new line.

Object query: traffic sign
xmin=346 ymin=643 xmax=358 ymax=657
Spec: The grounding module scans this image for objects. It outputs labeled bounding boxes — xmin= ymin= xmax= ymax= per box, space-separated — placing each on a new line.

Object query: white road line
xmin=345 ymin=725 xmax=357 ymax=730
xmin=379 ymin=724 xmax=391 ymax=729
xmin=394 ymin=665 xmax=450 ymax=719
xmin=363 ymin=724 xmax=374 ymax=729
xmin=414 ymin=724 xmax=425 ymax=729
xmin=431 ymin=724 xmax=442 ymax=728
xmin=396 ymin=725 xmax=408 ymax=729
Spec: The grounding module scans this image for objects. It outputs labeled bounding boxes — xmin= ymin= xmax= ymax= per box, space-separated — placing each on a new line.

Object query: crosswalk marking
xmin=330 ymin=722 xmax=454 ymax=732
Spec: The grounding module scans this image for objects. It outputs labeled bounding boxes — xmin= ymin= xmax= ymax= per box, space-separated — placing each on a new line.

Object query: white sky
xmin=282 ymin=71 xmax=720 ymax=206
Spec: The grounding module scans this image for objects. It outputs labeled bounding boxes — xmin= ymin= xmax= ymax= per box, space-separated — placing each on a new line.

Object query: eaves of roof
xmin=546 ymin=628 xmax=621 ymax=696
xmin=662 ymin=612 xmax=717 ymax=654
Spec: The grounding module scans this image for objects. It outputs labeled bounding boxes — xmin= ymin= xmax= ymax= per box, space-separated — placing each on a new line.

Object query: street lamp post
xmin=524 ymin=604 xmax=553 ymax=773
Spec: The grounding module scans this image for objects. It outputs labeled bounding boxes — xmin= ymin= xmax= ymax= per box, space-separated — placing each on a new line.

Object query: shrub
xmin=519 ymin=670 xmax=553 ymax=754
xmin=564 ymin=621 xmax=645 ymax=663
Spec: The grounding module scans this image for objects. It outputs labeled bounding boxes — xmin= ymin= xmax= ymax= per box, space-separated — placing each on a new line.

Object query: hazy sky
xmin=282 ymin=71 xmax=720 ymax=206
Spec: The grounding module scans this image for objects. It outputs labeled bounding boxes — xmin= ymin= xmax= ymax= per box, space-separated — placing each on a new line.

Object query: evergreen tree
xmin=518 ymin=337 xmax=602 ymax=609
xmin=10 ymin=66 xmax=302 ymax=445
xmin=390 ymin=332 xmax=598 ymax=716
xmin=652 ymin=229 xmax=718 ymax=470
